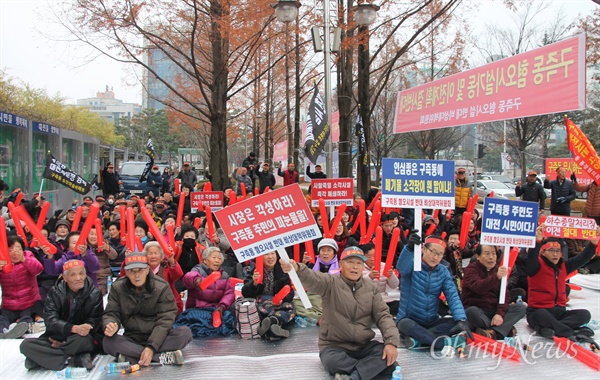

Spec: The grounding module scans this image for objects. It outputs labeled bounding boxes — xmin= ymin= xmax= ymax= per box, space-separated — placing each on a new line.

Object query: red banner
xmin=566 ymin=117 xmax=600 ymax=185
xmin=545 ymin=158 xmax=594 ymax=186
xmin=394 ymin=34 xmax=585 ymax=134
xmin=310 ymin=178 xmax=354 ymax=207
xmin=543 ymin=215 xmax=598 ymax=240
xmin=190 ymin=191 xmax=224 ymax=212
xmin=213 ymin=184 xmax=321 ymax=261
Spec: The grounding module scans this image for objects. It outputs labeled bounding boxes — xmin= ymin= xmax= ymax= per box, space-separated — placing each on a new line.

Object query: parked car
xmin=119 ymin=161 xmax=171 ymax=196
xmin=474 ymin=180 xmax=517 ymax=203
xmin=479 ymin=174 xmax=516 ymax=189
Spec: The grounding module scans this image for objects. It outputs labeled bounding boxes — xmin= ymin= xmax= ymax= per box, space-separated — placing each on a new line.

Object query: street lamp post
xmin=354 ymin=2 xmax=379 ymax=197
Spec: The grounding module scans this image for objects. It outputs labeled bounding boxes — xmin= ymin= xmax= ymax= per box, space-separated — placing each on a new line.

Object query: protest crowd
xmin=0 ymin=155 xmax=599 ymax=380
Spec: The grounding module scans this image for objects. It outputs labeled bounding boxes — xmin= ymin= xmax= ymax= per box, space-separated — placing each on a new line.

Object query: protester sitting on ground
xmin=103 ymin=252 xmax=192 ymax=366
xmin=48 ymin=219 xmax=70 ymax=252
xmin=0 ymin=235 xmax=43 ymax=339
xmin=333 ymin=221 xmax=358 ymax=257
xmin=43 ymin=232 xmax=101 ymax=287
xmin=175 ymin=247 xmax=236 ymax=336
xmin=199 ymin=218 xmax=242 ymax=279
xmin=361 ymin=242 xmax=400 ymax=316
xmin=461 ymin=244 xmax=526 ymax=340
xmin=313 ymin=238 xmax=340 ymax=274
xmin=380 ymin=214 xmax=405 ymax=265
xmin=134 ymin=220 xmax=149 ymax=247
xmin=396 ymin=232 xmax=474 ymax=352
xmin=242 ymin=251 xmax=295 ymax=340
xmin=20 ymin=260 xmax=103 ymax=370
xmin=88 ymin=227 xmax=117 ymax=296
xmin=281 ymin=246 xmax=399 ymax=380
xmin=443 ymin=230 xmax=464 ymax=289
xmin=174 ymin=226 xmax=205 ymax=292
xmin=525 ymin=225 xmax=600 ymax=342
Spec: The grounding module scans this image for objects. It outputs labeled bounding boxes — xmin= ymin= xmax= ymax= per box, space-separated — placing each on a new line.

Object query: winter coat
xmin=254 ymin=167 xmax=276 ymax=194
xmin=183 ymin=263 xmax=235 ymax=310
xmin=177 ymin=170 xmax=198 ymax=188
xmin=0 ymin=250 xmax=43 ymax=310
xmin=546 ymin=179 xmax=576 ymax=215
xmin=455 ymin=178 xmax=471 ymax=209
xmin=461 ymin=261 xmax=509 ymax=317
xmin=295 ymin=262 xmax=400 ymax=351
xmin=574 ymin=181 xmax=600 ymax=218
xmin=147 ymin=171 xmax=163 ymax=192
xmin=233 ymin=172 xmax=254 ymax=196
xmin=515 ymin=181 xmax=546 ymax=210
xmin=396 ymin=246 xmax=466 ymax=325
xmin=362 ymin=262 xmax=400 ymax=304
xmin=242 ymin=263 xmax=294 ymax=302
xmin=103 ymin=272 xmax=177 ymax=351
xmin=277 ymin=168 xmax=299 ymax=186
xmin=44 ymin=277 xmax=103 ymax=342
xmin=43 ymin=248 xmax=101 ymax=287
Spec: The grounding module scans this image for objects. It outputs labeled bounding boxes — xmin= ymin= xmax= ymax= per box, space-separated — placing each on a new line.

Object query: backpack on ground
xmin=234 ymin=298 xmax=261 ymax=339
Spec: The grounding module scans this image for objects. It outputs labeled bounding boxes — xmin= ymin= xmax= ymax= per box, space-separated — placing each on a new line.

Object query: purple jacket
xmin=0 ymin=251 xmax=43 ymax=310
xmin=43 ymin=247 xmax=101 ymax=287
xmin=183 ymin=264 xmax=234 ymax=310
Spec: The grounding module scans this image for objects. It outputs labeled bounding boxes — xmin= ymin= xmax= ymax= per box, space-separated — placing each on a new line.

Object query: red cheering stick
xmin=566 ymin=270 xmax=578 ymax=280
xmin=373 ymin=226 xmax=382 ymax=279
xmin=328 ymin=203 xmax=347 ymax=236
xmin=293 ymin=244 xmax=300 ymax=262
xmin=318 ymin=198 xmax=331 ymax=238
xmin=206 ymin=206 xmax=215 ymax=243
xmin=212 ymin=310 xmax=222 ymax=328
xmin=367 ymin=191 xmax=381 ymax=211
xmin=471 ymin=193 xmax=479 ymax=211
xmin=135 ymin=236 xmax=144 ymax=252
xmin=166 ymin=223 xmax=175 ymax=247
xmin=304 ymin=240 xmax=315 ymax=263
xmin=37 ymin=201 xmax=50 ymax=229
xmin=350 ymin=199 xmax=366 ymax=236
xmin=203 ymin=182 xmax=212 ymax=192
xmin=263 ymin=186 xmax=271 ymax=193
xmin=539 ymin=214 xmax=547 ymax=224
xmin=505 ymin=247 xmax=519 ymax=277
xmin=489 ymin=191 xmax=495 ymax=199
xmin=229 ymin=192 xmax=237 ymax=205
xmin=459 ymin=211 xmax=471 ymax=249
xmin=137 ymin=200 xmax=173 ymax=257
xmin=362 ymin=200 xmax=381 ymax=244
xmin=468 ymin=333 xmax=520 ymax=362
xmin=255 ymin=255 xmax=264 ymax=284
xmin=14 ymin=192 xmax=23 ymax=207
xmin=176 ymin=192 xmax=187 ymax=228
xmin=71 ymin=206 xmax=82 ymax=232
xmin=75 ymin=202 xmax=100 ymax=249
xmin=174 ymin=178 xmax=181 ymax=194
xmin=433 ymin=209 xmax=439 ymax=221
xmin=194 ymin=217 xmax=202 ymax=229
xmin=7 ymin=202 xmax=28 ymax=247
xmin=569 ymin=284 xmax=583 ymax=291
xmin=272 ymin=285 xmax=291 ymax=305
xmin=466 ymin=198 xmax=473 ymax=214
xmin=12 ymin=206 xmax=56 ymax=254
xmin=425 ymin=223 xmax=437 ymax=237
xmin=119 ymin=205 xmax=126 ymax=241
xmin=200 ymin=271 xmax=222 ymax=290
xmin=404 ymin=229 xmax=410 ymax=238
xmin=94 ymin=219 xmax=104 ymax=249
xmin=0 ymin=218 xmax=13 ymax=272
xmin=383 ymin=228 xmax=400 ymax=276
xmin=554 ymin=336 xmax=600 ymax=371
xmin=240 ymin=182 xmax=247 ymax=199
xmin=126 ymin=207 xmax=136 ymax=252
xmin=440 ymin=231 xmax=447 ymax=239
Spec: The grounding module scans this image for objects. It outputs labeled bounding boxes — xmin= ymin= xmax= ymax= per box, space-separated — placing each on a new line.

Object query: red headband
xmin=63 ymin=260 xmax=85 ymax=272
xmin=541 ymin=241 xmax=561 ymax=251
xmin=425 ymin=237 xmax=447 ymax=249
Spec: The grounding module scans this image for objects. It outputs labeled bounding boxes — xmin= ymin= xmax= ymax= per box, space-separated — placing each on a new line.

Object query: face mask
xmin=183 ymin=238 xmax=196 ymax=247
xmin=152 ymin=170 xmax=159 ymax=174
xmin=108 ymin=199 xmax=114 ymax=205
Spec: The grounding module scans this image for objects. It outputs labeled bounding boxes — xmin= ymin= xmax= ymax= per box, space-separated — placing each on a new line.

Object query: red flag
xmin=566 ymin=116 xmax=600 ymax=185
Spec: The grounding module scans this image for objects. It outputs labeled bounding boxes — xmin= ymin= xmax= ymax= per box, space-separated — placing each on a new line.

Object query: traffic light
xmin=478 ymin=144 xmax=487 ymax=159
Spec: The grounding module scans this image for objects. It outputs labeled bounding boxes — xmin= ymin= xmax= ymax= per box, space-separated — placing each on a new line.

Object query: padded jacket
xmin=0 ymin=250 xmax=43 ymax=310
xmin=574 ymin=181 xmax=600 ymax=218
xmin=396 ymin=246 xmax=466 ymax=325
xmin=183 ymin=264 xmax=235 ymax=310
xmin=242 ymin=262 xmax=294 ymax=303
xmin=455 ymin=178 xmax=471 ymax=209
xmin=461 ymin=261 xmax=509 ymax=317
xmin=296 ymin=262 xmax=400 ymax=352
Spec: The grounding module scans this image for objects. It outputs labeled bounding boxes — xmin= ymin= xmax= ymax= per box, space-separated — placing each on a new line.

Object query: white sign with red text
xmin=190 ymin=192 xmax=224 ymax=213
xmin=214 ymin=184 xmax=321 ymax=262
xmin=310 ymin=178 xmax=354 ymax=207
xmin=543 ymin=215 xmax=598 ymax=240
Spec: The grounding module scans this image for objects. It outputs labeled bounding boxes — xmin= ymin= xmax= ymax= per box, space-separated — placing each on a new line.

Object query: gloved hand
xmin=407 ymin=230 xmax=421 ymax=250
xmin=450 ymin=320 xmax=474 ymax=341
xmin=557 ymin=197 xmax=567 ymax=204
xmin=54 ymin=209 xmax=63 ymax=218
xmin=571 ymin=173 xmax=577 ymax=182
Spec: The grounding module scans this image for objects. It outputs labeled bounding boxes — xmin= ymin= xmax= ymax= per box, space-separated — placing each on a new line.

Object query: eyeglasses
xmin=425 ymin=246 xmax=444 ymax=258
xmin=545 ymin=248 xmax=561 ymax=254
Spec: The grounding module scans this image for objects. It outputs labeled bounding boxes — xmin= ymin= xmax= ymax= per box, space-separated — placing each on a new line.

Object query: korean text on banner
xmin=381 ymin=158 xmax=455 ymax=209
xmin=213 ymin=184 xmax=322 ymax=262
xmin=566 ymin=117 xmax=600 ymax=185
xmin=543 ymin=215 xmax=598 ymax=241
xmin=394 ymin=34 xmax=585 ymax=134
xmin=310 ymin=178 xmax=354 ymax=207
xmin=545 ymin=158 xmax=594 ymax=186
xmin=190 ymin=191 xmax=224 ymax=213
xmin=481 ymin=198 xmax=538 ymax=248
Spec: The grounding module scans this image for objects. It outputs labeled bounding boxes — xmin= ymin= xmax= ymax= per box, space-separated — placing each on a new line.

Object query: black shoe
xmin=257 ymin=318 xmax=272 ymax=338
xmin=536 ymin=326 xmax=555 ymax=339
xmin=269 ymin=324 xmax=289 ymax=339
xmin=78 ymin=353 xmax=93 ymax=370
xmin=574 ymin=326 xmax=595 ymax=337
xmin=24 ymin=358 xmax=39 ymax=370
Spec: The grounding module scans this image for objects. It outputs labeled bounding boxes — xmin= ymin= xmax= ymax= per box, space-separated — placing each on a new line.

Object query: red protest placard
xmin=214 ymin=184 xmax=321 ymax=261
xmin=545 ymin=158 xmax=593 ymax=186
xmin=310 ymin=178 xmax=354 ymax=207
xmin=543 ymin=215 xmax=598 ymax=240
xmin=190 ymin=191 xmax=224 ymax=212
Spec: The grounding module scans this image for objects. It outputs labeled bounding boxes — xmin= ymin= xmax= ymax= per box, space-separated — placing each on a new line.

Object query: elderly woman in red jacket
xmin=174 ymin=247 xmax=235 ymax=336
xmin=0 ymin=235 xmax=44 ymax=339
xmin=461 ymin=244 xmax=526 ymax=340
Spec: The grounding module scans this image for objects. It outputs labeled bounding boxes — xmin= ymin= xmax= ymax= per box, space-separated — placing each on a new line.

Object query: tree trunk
xmin=293 ymin=16 xmax=301 ymax=167
xmin=357 ymin=24 xmax=371 ymax=198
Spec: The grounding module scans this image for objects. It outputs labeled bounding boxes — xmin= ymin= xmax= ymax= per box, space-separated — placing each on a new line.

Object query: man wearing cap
xmin=525 ymin=224 xmax=600 ymax=343
xmin=281 ymin=247 xmax=399 ymax=380
xmin=544 ymin=166 xmax=576 ymax=216
xmin=20 ymin=260 xmax=103 ymax=371
xmin=254 ymin=162 xmax=276 ymax=194
xmin=454 ymin=168 xmax=471 ymax=216
xmin=177 ymin=162 xmax=198 ymax=189
xmin=396 ymin=233 xmax=474 ymax=352
xmin=277 ymin=162 xmax=299 ymax=187
xmin=515 ymin=171 xmax=546 ymax=213
xmin=147 ymin=165 xmax=163 ymax=195
xmin=103 ymin=252 xmax=192 ymax=366
xmin=242 ymin=152 xmax=259 ymax=186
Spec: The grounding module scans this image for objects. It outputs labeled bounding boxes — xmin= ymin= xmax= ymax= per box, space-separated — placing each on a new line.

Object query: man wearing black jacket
xmin=306 ymin=164 xmax=326 ymax=193
xmin=20 ymin=260 xmax=103 ymax=370
xmin=254 ymin=162 xmax=276 ymax=194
